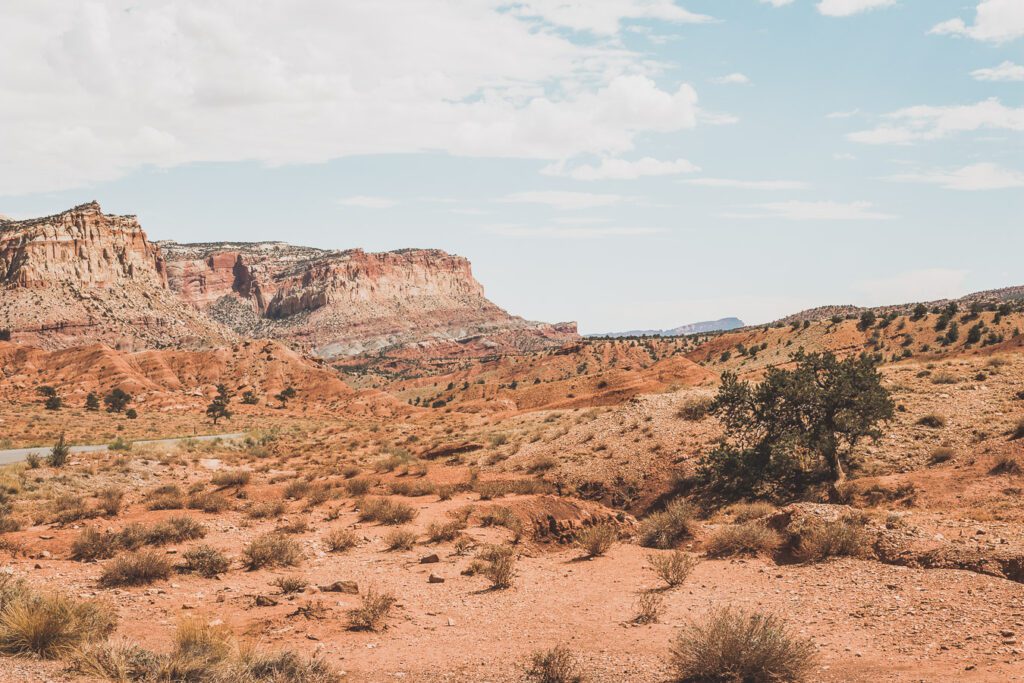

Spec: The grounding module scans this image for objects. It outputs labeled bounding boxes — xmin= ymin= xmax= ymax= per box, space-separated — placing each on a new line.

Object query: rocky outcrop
xmin=0 ymin=202 xmax=232 ymax=350
xmin=160 ymin=241 xmax=577 ymax=359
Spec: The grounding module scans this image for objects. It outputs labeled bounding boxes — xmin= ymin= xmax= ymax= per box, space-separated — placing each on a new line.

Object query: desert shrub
xmin=471 ymin=544 xmax=516 ymax=589
xmin=72 ymin=619 xmax=335 ymax=682
xmin=705 ymin=522 xmax=782 ymax=558
xmin=97 ymin=487 xmax=125 ymax=516
xmin=247 ymin=500 xmax=286 ymax=519
xmin=347 ymin=587 xmax=397 ymax=632
xmin=916 ymin=413 xmax=946 ymax=429
xmin=187 ymin=491 xmax=231 ymax=513
xmin=791 ymin=517 xmax=872 ymax=564
xmin=324 ymin=527 xmax=358 ymax=552
xmin=576 ymin=523 xmax=617 ymax=558
xmin=475 ymin=478 xmax=553 ymax=500
xmin=527 ymin=456 xmax=558 ymax=474
xmin=224 ymin=649 xmax=338 ymax=682
xmin=990 ymin=453 xmax=1023 ymax=476
xmin=276 ymin=517 xmax=310 ymax=535
xmin=272 ymin=576 xmax=309 ymax=594
xmin=242 ymin=533 xmax=302 ymax=570
xmin=639 ymin=499 xmax=696 ymax=549
xmin=50 ymin=494 xmax=96 ymax=525
xmin=525 ymin=646 xmax=585 ymax=683
xmin=928 ymin=447 xmax=955 ymax=465
xmin=648 ymin=550 xmax=698 ymax=588
xmin=0 ymin=583 xmax=116 ymax=658
xmin=384 ymin=528 xmax=417 ymax=551
xmin=424 ymin=519 xmax=464 ymax=544
xmin=345 ymin=477 xmax=375 ymax=496
xmin=479 ymin=506 xmax=525 ymax=543
xmin=145 ymin=515 xmax=206 ymax=545
xmin=670 ymin=607 xmax=815 ymax=683
xmin=113 ymin=523 xmax=149 ymax=551
xmin=341 ymin=464 xmax=361 ymax=479
xmin=283 ymin=480 xmax=311 ymax=500
xmin=388 ymin=479 xmax=436 ymax=497
xmin=631 ymin=592 xmax=664 ymax=625
xmin=181 ymin=545 xmax=230 ymax=577
xmin=147 ymin=485 xmax=185 ymax=511
xmin=1012 ymin=418 xmax=1024 ymax=441
xmin=930 ymin=372 xmax=958 ymax=385
xmin=677 ymin=396 xmax=714 ymax=421
xmin=211 ymin=470 xmax=251 ymax=488
xmin=729 ymin=501 xmax=776 ymax=523
xmin=357 ymin=497 xmax=418 ymax=525
xmin=100 ymin=550 xmax=173 ymax=586
xmin=47 ymin=433 xmax=70 ymax=468
xmin=70 ymin=528 xmax=118 ymax=561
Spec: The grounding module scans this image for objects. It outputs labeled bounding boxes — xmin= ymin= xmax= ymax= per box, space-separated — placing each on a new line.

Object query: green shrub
xmin=242 ymin=533 xmax=302 ymax=570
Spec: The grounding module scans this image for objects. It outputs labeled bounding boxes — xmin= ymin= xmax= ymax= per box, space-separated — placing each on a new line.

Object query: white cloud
xmin=848 ymin=98 xmax=1024 ymax=145
xmin=542 ymin=156 xmax=699 ymax=180
xmin=930 ymin=0 xmax=1024 ymax=43
xmin=711 ymin=73 xmax=751 ymax=85
xmin=728 ymin=200 xmax=894 ymax=221
xmin=501 ymin=191 xmax=632 ymax=209
xmin=885 ymin=163 xmax=1024 ymax=191
xmin=817 ymin=0 xmax=896 ymax=18
xmin=683 ymin=178 xmax=808 ymax=190
xmin=971 ymin=61 xmax=1024 ymax=82
xmin=826 ymin=109 xmax=862 ymax=119
xmin=853 ymin=269 xmax=970 ymax=307
xmin=760 ymin=0 xmax=796 ymax=6
xmin=337 ymin=195 xmax=397 ymax=209
xmin=507 ymin=1 xmax=713 ymax=35
xmin=0 ymin=1 xmax=708 ymax=196
xmin=833 ymin=153 xmax=857 ymax=160
xmin=486 ymin=224 xmax=664 ymax=238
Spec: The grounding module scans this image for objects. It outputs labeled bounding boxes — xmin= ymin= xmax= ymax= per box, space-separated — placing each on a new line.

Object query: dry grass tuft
xmin=640 ymin=499 xmax=697 ymax=549
xmin=99 ymin=550 xmax=173 ymax=587
xmin=705 ymin=522 xmax=782 ymax=558
xmin=671 ymin=607 xmax=815 ymax=683
xmin=576 ymin=523 xmax=617 ymax=558
xmin=525 ymin=645 xmax=585 ymax=683
xmin=242 ymin=533 xmax=303 ymax=570
xmin=347 ymin=587 xmax=397 ymax=632
xmin=648 ymin=550 xmax=698 ymax=588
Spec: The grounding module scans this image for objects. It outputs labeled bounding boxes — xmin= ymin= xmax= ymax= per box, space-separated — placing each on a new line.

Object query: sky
xmin=1 ymin=1 xmax=1022 ymax=334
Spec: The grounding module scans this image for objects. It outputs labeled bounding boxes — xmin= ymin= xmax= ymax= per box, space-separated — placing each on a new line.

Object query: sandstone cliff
xmin=160 ymin=241 xmax=577 ymax=358
xmin=0 ymin=202 xmax=232 ymax=350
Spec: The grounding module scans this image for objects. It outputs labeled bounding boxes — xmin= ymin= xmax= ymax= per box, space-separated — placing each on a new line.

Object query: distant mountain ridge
xmin=588 ymin=317 xmax=745 ymax=339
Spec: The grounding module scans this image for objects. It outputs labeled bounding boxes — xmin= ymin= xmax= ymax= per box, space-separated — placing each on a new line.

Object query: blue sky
xmin=1 ymin=1 xmax=1022 ymax=333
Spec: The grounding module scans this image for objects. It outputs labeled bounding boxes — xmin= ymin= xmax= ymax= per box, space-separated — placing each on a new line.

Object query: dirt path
xmin=0 ymin=432 xmax=246 ymax=465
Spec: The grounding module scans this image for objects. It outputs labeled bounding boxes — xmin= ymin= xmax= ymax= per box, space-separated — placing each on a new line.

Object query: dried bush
xmin=631 ymin=592 xmax=663 ymax=625
xmin=384 ymin=528 xmax=417 ymax=551
xmin=648 ymin=550 xmax=698 ymax=588
xmin=670 ymin=607 xmax=815 ymax=683
xmin=181 ymin=545 xmax=230 ymax=577
xmin=640 ymin=499 xmax=696 ymax=549
xmin=347 ymin=587 xmax=397 ymax=632
xmin=242 ymin=533 xmax=302 ymax=570
xmin=791 ymin=517 xmax=872 ymax=564
xmin=324 ymin=527 xmax=358 ymax=553
xmin=211 ymin=470 xmax=251 ymax=488
xmin=576 ymin=523 xmax=617 ymax=558
xmin=728 ymin=501 xmax=776 ymax=523
xmin=99 ymin=550 xmax=173 ymax=587
xmin=357 ymin=497 xmax=418 ymax=525
xmin=0 ymin=581 xmax=116 ymax=658
xmin=525 ymin=645 xmax=585 ymax=683
xmin=705 ymin=522 xmax=782 ymax=558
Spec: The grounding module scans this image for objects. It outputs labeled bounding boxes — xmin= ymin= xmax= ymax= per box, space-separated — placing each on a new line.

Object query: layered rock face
xmin=0 ymin=203 xmax=232 ymax=350
xmin=161 ymin=241 xmax=576 ymax=358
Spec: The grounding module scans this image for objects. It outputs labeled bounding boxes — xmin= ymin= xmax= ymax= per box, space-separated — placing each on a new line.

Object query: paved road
xmin=0 ymin=432 xmax=247 ymax=466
